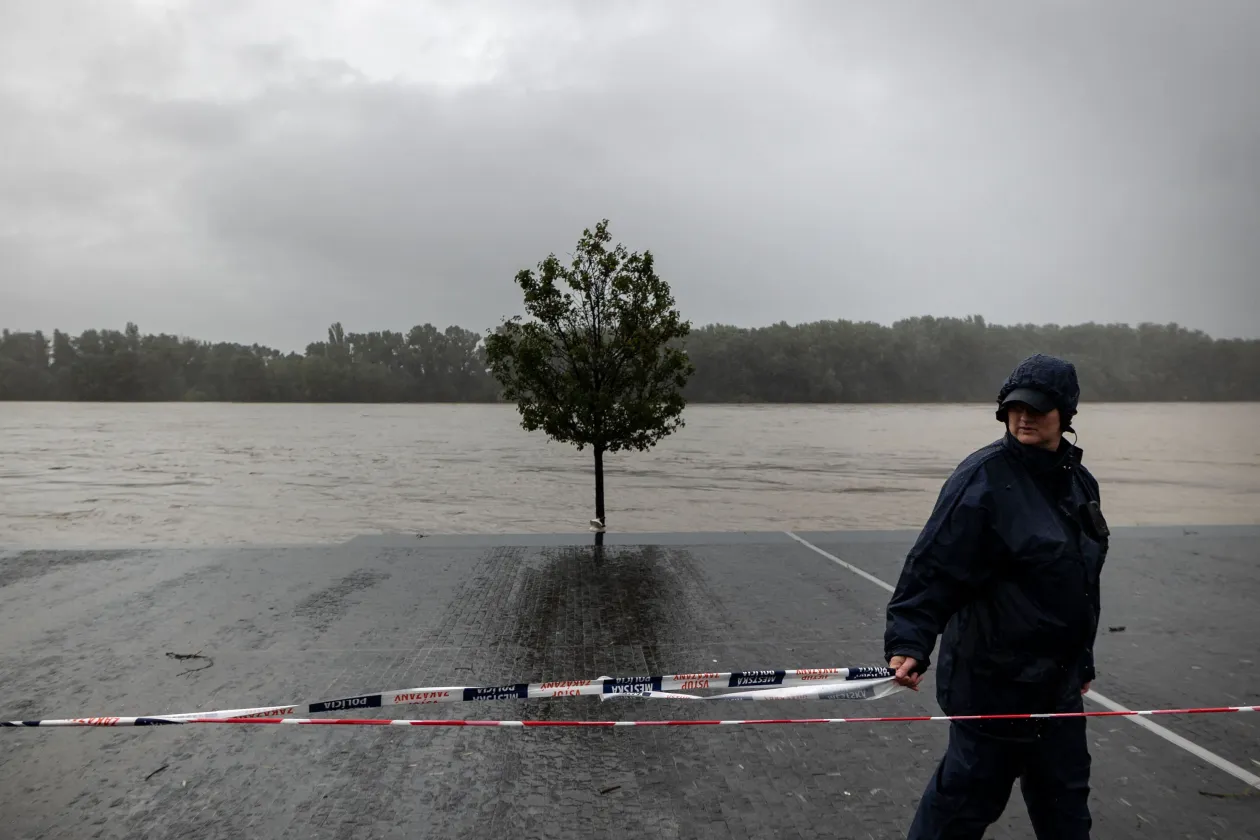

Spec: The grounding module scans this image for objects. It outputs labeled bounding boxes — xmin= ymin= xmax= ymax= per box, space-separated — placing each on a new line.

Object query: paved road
xmin=1 ymin=528 xmax=1257 ymax=839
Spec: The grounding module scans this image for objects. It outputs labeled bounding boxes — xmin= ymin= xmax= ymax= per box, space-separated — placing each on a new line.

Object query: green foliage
xmin=0 ymin=316 xmax=1257 ymax=405
xmin=680 ymin=316 xmax=1260 ymax=403
xmin=483 ymin=220 xmax=695 ymax=526
xmin=0 ymin=323 xmax=500 ymax=402
xmin=484 ymin=220 xmax=695 ymax=454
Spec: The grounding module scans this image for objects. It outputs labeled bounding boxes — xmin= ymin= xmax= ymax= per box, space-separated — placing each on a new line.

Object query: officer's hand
xmin=888 ymin=655 xmax=922 ymax=690
xmin=1081 ymin=681 xmax=1092 ymax=695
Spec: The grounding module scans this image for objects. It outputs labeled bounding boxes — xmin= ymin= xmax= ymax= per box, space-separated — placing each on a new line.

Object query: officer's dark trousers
xmin=906 ymin=717 xmax=1092 ymax=839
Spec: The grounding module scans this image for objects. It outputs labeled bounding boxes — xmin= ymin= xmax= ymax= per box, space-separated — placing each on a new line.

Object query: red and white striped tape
xmin=4 ymin=705 xmax=1255 ymax=728
xmin=4 ymin=663 xmax=1255 ymax=731
xmin=1 ymin=666 xmax=900 ymax=727
xmin=150 ymin=666 xmax=903 ymax=722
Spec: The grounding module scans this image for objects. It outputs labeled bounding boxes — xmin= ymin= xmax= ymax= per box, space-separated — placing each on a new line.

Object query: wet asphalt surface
xmin=0 ymin=528 xmax=1257 ymax=839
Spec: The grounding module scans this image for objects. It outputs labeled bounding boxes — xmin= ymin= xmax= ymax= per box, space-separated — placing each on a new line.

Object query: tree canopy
xmin=1 ymin=316 xmax=1256 ymax=404
xmin=0 ymin=322 xmax=498 ymax=403
xmin=483 ymin=220 xmax=694 ymax=528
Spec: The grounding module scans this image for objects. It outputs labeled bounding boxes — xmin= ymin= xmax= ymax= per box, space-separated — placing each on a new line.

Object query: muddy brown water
xmin=1 ymin=402 xmax=1256 ymax=546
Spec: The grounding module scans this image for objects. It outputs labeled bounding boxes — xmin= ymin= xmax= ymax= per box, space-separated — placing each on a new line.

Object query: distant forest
xmin=0 ymin=317 xmax=1256 ymax=403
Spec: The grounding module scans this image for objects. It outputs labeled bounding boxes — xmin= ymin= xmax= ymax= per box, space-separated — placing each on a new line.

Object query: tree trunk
xmin=594 ymin=446 xmax=606 ymax=526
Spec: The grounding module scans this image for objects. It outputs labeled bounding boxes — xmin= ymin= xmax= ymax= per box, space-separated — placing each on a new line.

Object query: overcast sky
xmin=2 ymin=0 xmax=1258 ymax=350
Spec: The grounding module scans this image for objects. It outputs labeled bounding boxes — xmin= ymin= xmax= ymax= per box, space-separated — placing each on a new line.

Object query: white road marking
xmin=1084 ymin=690 xmax=1260 ymax=789
xmin=784 ymin=531 xmax=1260 ymax=791
xmin=785 ymin=531 xmax=895 ymax=594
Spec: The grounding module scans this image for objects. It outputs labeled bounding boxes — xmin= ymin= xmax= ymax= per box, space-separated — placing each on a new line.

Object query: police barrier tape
xmin=3 ymin=705 xmax=1255 ymax=728
xmin=147 ymin=666 xmax=902 ymax=722
xmin=597 ymin=676 xmax=905 ymax=702
xmin=0 ymin=671 xmax=898 ymax=728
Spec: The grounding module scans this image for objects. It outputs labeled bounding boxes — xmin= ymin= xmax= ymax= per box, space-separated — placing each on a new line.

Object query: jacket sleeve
xmin=1078 ymin=472 xmax=1107 ymax=683
xmin=1080 ymin=644 xmax=1097 ymax=683
xmin=884 ymin=464 xmax=995 ymax=671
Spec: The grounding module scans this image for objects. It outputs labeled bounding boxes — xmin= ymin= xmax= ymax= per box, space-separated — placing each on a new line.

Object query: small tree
xmin=486 ymin=220 xmax=694 ymax=531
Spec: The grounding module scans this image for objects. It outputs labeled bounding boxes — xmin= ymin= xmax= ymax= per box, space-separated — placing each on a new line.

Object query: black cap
xmin=999 ymin=387 xmax=1056 ymax=414
xmin=996 ymin=354 xmax=1081 ymax=431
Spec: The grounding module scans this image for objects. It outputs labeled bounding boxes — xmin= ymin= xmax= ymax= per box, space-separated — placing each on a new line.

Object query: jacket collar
xmin=1002 ymin=431 xmax=1083 ymax=476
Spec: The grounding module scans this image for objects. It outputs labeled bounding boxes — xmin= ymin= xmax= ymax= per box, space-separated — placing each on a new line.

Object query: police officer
xmin=884 ymin=354 xmax=1109 ymax=839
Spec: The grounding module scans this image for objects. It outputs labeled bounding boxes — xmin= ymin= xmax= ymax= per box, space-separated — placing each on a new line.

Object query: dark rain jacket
xmin=884 ymin=433 xmax=1109 ymax=721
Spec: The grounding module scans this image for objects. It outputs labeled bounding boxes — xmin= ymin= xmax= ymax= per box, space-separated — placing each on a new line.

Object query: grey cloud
xmin=2 ymin=0 xmax=1258 ymax=352
xmin=117 ymin=97 xmax=254 ymax=148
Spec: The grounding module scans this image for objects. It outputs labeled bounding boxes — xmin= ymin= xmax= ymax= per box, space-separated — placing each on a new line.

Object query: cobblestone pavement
xmin=1 ymin=527 xmax=1257 ymax=839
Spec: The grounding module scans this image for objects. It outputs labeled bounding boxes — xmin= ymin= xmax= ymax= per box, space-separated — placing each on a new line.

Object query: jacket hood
xmin=996 ymin=354 xmax=1081 ymax=432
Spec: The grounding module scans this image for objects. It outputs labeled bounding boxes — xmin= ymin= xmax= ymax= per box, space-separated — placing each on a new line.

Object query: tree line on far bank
xmin=0 ymin=315 xmax=1256 ymax=404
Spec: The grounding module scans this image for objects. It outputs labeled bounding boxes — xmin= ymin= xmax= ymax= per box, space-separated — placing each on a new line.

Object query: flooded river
xmin=1 ymin=402 xmax=1256 ymax=546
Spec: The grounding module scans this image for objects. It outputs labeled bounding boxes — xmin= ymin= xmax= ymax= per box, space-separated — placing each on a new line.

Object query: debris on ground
xmin=165 ymin=651 xmax=214 ymax=676
xmin=1198 ymin=789 xmax=1259 ymax=800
